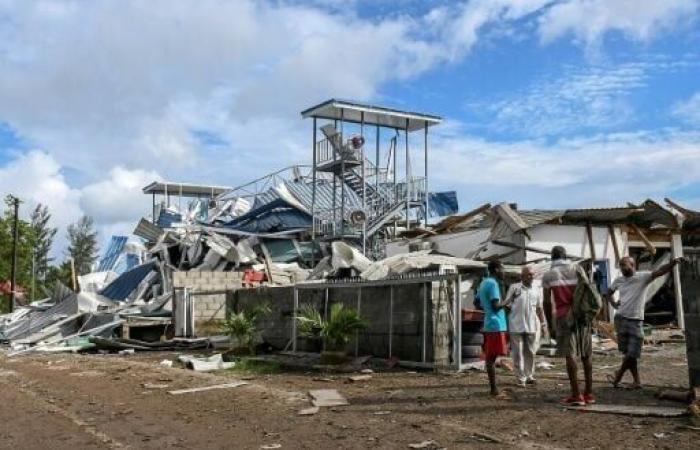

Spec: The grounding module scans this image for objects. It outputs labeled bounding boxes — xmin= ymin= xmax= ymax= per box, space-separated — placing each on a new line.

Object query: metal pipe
xmin=9 ymin=196 xmax=20 ymax=312
xmin=361 ymin=111 xmax=366 ymax=254
xmin=424 ymin=121 xmax=429 ymax=228
xmin=332 ymin=119 xmax=338 ymax=233
xmin=340 ymin=109 xmax=345 ymax=236
xmin=405 ymin=118 xmax=410 ymax=231
xmin=393 ymin=128 xmax=398 ymax=238
xmin=375 ymin=124 xmax=380 ymax=196
xmin=292 ymin=288 xmax=299 ymax=351
xmin=422 ymin=282 xmax=427 ymax=363
xmin=356 ymin=286 xmax=361 ymax=357
xmin=389 ymin=285 xmax=394 ymax=358
xmin=311 ymin=117 xmax=317 ymax=248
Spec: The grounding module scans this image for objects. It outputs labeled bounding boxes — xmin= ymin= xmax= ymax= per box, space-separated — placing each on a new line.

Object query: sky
xmin=1 ymin=0 xmax=700 ymax=258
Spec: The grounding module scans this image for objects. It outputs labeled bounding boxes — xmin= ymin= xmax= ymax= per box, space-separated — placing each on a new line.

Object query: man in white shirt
xmin=505 ymin=265 xmax=547 ymax=387
xmin=605 ymin=255 xmax=682 ymax=388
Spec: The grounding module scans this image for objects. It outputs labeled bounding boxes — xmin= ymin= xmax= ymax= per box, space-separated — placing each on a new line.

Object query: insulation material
xmin=331 ymin=241 xmax=371 ymax=273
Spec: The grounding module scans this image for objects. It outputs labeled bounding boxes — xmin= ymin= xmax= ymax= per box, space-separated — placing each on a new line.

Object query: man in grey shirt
xmin=605 ymin=256 xmax=682 ymax=388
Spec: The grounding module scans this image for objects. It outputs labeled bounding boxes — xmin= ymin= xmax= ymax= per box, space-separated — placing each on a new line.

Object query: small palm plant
xmin=296 ymin=303 xmax=368 ymax=353
xmin=222 ymin=304 xmax=271 ymax=354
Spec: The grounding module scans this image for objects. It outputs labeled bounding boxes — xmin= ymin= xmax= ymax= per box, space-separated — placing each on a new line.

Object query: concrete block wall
xmin=172 ymin=271 xmax=245 ymax=333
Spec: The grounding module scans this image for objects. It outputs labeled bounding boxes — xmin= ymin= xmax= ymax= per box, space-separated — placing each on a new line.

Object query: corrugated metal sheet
xmin=284 ymin=179 xmax=361 ymax=219
xmin=97 ymin=236 xmax=128 ymax=272
xmin=517 ymin=210 xmax=565 ymax=226
xmin=0 ymin=294 xmax=79 ymax=341
xmin=157 ymin=210 xmax=182 ymax=228
xmin=428 ymin=191 xmax=459 ymax=217
xmin=100 ymin=262 xmax=156 ymax=301
xmin=562 ymin=207 xmax=642 ymax=224
xmin=133 ymin=218 xmax=165 ymax=242
xmin=219 ymin=198 xmax=312 ymax=233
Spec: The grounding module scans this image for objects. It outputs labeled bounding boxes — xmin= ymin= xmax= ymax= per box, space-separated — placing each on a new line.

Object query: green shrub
xmin=296 ymin=303 xmax=367 ymax=351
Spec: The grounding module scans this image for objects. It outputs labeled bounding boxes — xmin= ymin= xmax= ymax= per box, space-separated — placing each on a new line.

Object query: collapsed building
xmin=2 ymin=99 xmax=698 ymax=376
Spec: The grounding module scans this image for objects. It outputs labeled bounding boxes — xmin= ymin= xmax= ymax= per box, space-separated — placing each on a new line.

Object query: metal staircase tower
xmin=301 ymin=99 xmax=442 ymax=258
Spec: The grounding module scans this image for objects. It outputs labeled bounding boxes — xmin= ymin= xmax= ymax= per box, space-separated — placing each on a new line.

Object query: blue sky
xmin=1 ymin=0 xmax=700 ymax=257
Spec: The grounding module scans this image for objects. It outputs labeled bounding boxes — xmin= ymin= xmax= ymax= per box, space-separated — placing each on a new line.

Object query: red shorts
xmin=482 ymin=332 xmax=509 ymax=360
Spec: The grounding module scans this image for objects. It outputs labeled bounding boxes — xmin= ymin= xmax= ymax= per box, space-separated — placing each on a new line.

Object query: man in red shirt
xmin=542 ymin=246 xmax=594 ymax=406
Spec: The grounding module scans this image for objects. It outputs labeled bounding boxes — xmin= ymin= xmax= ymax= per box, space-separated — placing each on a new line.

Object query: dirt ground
xmin=0 ymin=344 xmax=697 ymax=450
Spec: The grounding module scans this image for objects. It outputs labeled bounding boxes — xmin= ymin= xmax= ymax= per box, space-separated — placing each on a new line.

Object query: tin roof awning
xmin=142 ymin=181 xmax=232 ymax=197
xmin=301 ymin=99 xmax=442 ymax=131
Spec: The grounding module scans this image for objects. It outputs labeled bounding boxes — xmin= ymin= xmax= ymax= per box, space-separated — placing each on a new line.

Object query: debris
xmin=408 ymin=440 xmax=439 ymax=449
xmin=168 ymin=382 xmax=248 ymax=395
xmin=141 ymin=383 xmax=169 ymax=389
xmin=309 ymin=389 xmax=349 ymax=407
xmin=178 ymin=354 xmax=235 ymax=372
xmin=656 ymin=390 xmax=691 ymax=403
xmin=462 ymin=360 xmax=485 ymax=371
xmin=348 ymin=375 xmax=372 ymax=382
xmin=159 ymin=359 xmax=173 ymax=368
xmin=118 ymin=349 xmax=135 ymax=355
xmin=469 ymin=432 xmax=503 ymax=443
xmin=373 ymin=411 xmax=391 ymax=415
xmin=360 ymin=368 xmax=374 ymax=374
xmin=536 ymin=361 xmax=554 ymax=370
xmin=70 ymin=370 xmax=105 ymax=377
xmin=260 ymin=444 xmax=282 ymax=449
xmin=565 ymin=404 xmax=688 ymax=417
xmin=653 ymin=432 xmax=670 ymax=439
xmin=298 ymin=406 xmax=320 ymax=416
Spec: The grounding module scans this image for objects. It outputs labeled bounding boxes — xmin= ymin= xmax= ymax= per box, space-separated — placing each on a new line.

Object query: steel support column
xmin=405 ymin=118 xmax=410 ymax=231
xmin=424 ymin=121 xmax=429 ymax=228
xmin=311 ymin=117 xmax=317 ymax=243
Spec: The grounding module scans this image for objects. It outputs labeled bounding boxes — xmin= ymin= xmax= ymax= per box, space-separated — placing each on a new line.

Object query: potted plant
xmin=296 ymin=303 xmax=368 ymax=365
xmin=221 ymin=304 xmax=271 ymax=355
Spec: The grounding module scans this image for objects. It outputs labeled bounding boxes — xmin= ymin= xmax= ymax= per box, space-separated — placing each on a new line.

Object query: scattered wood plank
xmin=566 ymin=403 xmax=687 ymax=417
xmin=298 ymin=406 xmax=320 ymax=416
xmin=167 ymin=382 xmax=248 ymax=395
xmin=309 ymin=389 xmax=349 ymax=407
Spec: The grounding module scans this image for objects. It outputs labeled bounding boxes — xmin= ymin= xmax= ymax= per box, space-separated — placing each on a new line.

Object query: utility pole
xmin=9 ymin=195 xmax=20 ymax=312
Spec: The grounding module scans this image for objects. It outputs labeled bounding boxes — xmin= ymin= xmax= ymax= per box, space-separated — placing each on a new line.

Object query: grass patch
xmin=227 ymin=357 xmax=282 ymax=375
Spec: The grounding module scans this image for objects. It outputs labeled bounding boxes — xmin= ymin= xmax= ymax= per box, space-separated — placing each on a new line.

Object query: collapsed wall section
xmin=172 ymin=270 xmax=244 ymax=334
xmin=226 ymin=275 xmax=461 ymax=368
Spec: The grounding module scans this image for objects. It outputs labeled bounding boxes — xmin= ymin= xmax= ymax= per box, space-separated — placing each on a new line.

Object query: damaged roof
xmin=143 ymin=181 xmax=232 ymax=197
xmin=301 ymin=99 xmax=442 ymax=132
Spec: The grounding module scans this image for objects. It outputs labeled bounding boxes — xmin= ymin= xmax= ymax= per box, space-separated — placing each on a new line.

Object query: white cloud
xmin=0 ymin=0 xmax=698 ymax=258
xmin=430 ymin=128 xmax=700 ymax=208
xmin=673 ymin=91 xmax=700 ymax=125
xmin=539 ymin=0 xmax=700 ymax=51
xmin=0 ymin=150 xmax=83 ymax=247
xmin=80 ymin=167 xmax=161 ymax=224
xmin=473 ymin=58 xmax=697 ymax=136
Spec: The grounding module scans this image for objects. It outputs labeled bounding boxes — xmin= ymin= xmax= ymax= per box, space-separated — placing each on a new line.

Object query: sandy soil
xmin=0 ymin=344 xmax=697 ymax=449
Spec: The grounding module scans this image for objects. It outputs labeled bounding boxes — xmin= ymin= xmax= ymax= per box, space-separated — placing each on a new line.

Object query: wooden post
xmin=671 ymin=234 xmax=685 ymax=330
xmin=70 ymin=257 xmax=77 ymax=291
xmin=608 ymin=224 xmax=621 ymax=267
xmin=585 ymin=223 xmax=597 ymax=280
xmin=630 ymin=224 xmax=657 ymax=256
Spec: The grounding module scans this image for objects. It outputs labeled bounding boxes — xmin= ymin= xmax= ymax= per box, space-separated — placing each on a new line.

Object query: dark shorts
xmin=482 ymin=332 xmax=509 ymax=360
xmin=555 ymin=318 xmax=592 ymax=358
xmin=614 ymin=316 xmax=643 ymax=359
